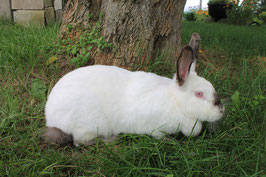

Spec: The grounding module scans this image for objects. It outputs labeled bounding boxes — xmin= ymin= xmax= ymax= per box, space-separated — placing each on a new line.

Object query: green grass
xmin=0 ymin=21 xmax=265 ymax=176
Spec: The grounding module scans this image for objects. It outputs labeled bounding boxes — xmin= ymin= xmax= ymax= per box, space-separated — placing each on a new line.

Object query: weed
xmin=48 ymin=13 xmax=114 ymax=68
xmin=232 ymin=90 xmax=265 ymax=114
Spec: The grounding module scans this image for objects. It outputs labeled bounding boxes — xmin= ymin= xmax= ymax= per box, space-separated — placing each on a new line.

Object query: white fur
xmin=45 ymin=65 xmax=224 ymax=145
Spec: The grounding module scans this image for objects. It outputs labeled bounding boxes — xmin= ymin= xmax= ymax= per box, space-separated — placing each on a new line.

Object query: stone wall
xmin=0 ymin=0 xmax=65 ymax=27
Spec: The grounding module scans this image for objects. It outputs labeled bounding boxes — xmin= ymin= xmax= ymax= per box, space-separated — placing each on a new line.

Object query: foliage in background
xmin=204 ymin=0 xmax=266 ymax=25
xmin=258 ymin=11 xmax=266 ymax=22
xmin=208 ymin=0 xmax=232 ymax=4
xmin=260 ymin=0 xmax=266 ymax=11
xmin=226 ymin=3 xmax=253 ymax=25
xmin=226 ymin=0 xmax=260 ymax=25
xmin=255 ymin=0 xmax=266 ymax=23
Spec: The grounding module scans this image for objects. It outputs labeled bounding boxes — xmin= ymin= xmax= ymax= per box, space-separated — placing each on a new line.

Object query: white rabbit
xmin=44 ymin=33 xmax=224 ymax=146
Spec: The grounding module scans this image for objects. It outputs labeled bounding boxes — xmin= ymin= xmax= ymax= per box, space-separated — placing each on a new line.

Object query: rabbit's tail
xmin=44 ymin=127 xmax=73 ymax=145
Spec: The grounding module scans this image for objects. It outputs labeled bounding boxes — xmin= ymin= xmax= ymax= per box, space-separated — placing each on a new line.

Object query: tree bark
xmin=60 ymin=0 xmax=187 ymax=69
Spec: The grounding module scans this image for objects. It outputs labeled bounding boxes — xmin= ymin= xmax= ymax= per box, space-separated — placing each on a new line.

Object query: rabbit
xmin=44 ymin=33 xmax=224 ymax=146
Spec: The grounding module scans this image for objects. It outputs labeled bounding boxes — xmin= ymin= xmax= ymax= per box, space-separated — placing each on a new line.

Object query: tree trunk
xmin=60 ymin=0 xmax=187 ymax=69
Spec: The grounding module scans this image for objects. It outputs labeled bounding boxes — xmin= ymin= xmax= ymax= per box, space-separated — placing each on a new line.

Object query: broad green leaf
xmin=88 ymin=46 xmax=93 ymax=51
xmin=71 ymin=46 xmax=77 ymax=55
xmin=31 ymin=79 xmax=47 ymax=101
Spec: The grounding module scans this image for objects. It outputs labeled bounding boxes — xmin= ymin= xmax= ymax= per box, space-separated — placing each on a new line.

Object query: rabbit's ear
xmin=189 ymin=33 xmax=200 ymax=72
xmin=176 ymin=46 xmax=193 ymax=86
xmin=189 ymin=32 xmax=200 ymax=60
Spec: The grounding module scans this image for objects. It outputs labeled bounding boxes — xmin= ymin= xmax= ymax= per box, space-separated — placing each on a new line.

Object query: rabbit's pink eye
xmin=195 ymin=92 xmax=203 ymax=98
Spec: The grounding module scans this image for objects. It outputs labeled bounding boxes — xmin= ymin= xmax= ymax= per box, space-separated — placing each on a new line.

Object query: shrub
xmin=227 ymin=0 xmax=265 ymax=25
xmin=183 ymin=11 xmax=196 ymax=21
xmin=227 ymin=4 xmax=253 ymax=25
xmin=226 ymin=0 xmax=258 ymax=25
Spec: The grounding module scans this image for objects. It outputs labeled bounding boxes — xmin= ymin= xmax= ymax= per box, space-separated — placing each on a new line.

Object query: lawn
xmin=0 ymin=20 xmax=265 ymax=176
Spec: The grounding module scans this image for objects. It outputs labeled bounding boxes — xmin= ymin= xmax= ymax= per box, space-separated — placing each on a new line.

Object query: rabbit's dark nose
xmin=214 ymin=93 xmax=221 ymax=107
xmin=214 ymin=93 xmax=224 ymax=113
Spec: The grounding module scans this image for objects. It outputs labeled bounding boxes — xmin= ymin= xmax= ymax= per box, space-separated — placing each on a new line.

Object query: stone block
xmin=11 ymin=0 xmax=44 ymax=10
xmin=44 ymin=0 xmax=53 ymax=7
xmin=0 ymin=0 xmax=12 ymax=20
xmin=54 ymin=0 xmax=63 ymax=10
xmin=55 ymin=9 xmax=63 ymax=22
xmin=45 ymin=7 xmax=55 ymax=25
xmin=13 ymin=10 xmax=45 ymax=27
